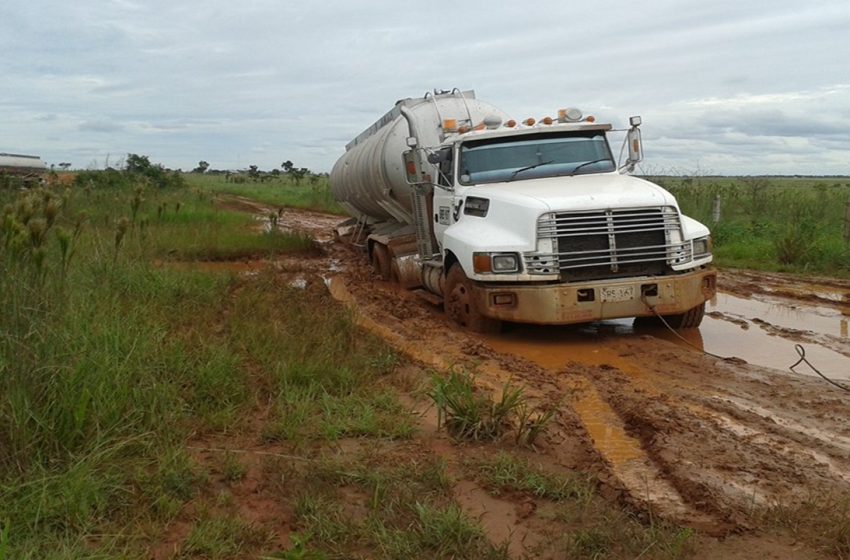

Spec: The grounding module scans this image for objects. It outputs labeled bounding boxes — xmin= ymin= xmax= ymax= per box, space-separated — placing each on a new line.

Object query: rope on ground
xmin=641 ymin=298 xmax=729 ymax=361
xmin=643 ymin=297 xmax=849 ymax=393
xmin=789 ymin=344 xmax=850 ymax=393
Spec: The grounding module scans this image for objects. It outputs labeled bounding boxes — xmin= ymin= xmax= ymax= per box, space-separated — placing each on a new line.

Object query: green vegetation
xmin=281 ymin=456 xmax=510 ymax=559
xmin=8 ymin=164 xmax=825 ymax=559
xmin=655 ymin=176 xmax=850 ymax=275
xmin=185 ymin=172 xmax=343 ymax=214
xmin=428 ymin=370 xmax=554 ymax=444
xmin=466 ymin=452 xmax=592 ymax=502
xmin=0 ymin=168 xmax=410 ymax=557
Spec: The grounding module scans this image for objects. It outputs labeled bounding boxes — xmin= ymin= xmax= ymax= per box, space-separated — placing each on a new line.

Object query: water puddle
xmin=711 ymin=293 xmax=849 ymax=339
xmin=486 ymin=290 xmax=850 ymax=380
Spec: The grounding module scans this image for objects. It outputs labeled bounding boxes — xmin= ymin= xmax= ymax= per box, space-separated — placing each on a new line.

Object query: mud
xmin=222 ymin=196 xmax=850 ymax=552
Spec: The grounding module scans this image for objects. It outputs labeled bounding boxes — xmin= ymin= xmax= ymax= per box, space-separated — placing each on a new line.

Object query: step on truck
xmin=329 ymin=89 xmax=716 ymax=332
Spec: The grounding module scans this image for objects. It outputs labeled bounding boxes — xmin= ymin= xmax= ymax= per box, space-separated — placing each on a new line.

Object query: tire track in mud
xmin=223 ymin=196 xmax=850 ymax=537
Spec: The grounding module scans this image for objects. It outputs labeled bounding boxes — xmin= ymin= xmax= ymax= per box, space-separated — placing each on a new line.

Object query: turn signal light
xmin=442 ymin=118 xmax=458 ymax=132
xmin=473 ymin=254 xmax=492 ymax=273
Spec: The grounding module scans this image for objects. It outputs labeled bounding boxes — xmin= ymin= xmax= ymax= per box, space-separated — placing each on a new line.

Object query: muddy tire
xmin=662 ymin=302 xmax=705 ymax=329
xmin=444 ymin=264 xmax=502 ymax=333
xmin=371 ymin=243 xmax=392 ymax=281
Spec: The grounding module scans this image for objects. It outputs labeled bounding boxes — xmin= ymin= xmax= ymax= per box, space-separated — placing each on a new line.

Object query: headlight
xmin=473 ymin=252 xmax=520 ymax=274
xmin=464 ymin=196 xmax=490 ymax=217
xmin=693 ymin=236 xmax=712 ymax=258
xmin=492 ymin=254 xmax=519 ymax=272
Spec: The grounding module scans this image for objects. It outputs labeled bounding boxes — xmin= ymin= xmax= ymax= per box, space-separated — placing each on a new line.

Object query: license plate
xmin=600 ymin=286 xmax=635 ymax=303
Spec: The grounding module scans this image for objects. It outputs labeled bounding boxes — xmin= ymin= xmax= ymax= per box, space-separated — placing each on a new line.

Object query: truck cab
xmin=418 ymin=113 xmax=715 ymax=331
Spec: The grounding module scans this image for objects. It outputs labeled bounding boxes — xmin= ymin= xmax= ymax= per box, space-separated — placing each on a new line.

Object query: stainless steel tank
xmin=330 ymin=90 xmax=511 ymax=223
xmin=0 ymin=153 xmax=47 ymax=174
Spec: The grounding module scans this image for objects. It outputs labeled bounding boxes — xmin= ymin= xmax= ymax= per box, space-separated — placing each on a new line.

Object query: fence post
xmin=844 ymin=198 xmax=850 ymax=242
xmin=712 ymin=194 xmax=721 ymax=224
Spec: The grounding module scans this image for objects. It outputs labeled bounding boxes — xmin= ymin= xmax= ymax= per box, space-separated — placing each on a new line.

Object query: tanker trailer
xmin=330 ymin=89 xmax=716 ymax=333
xmin=0 ymin=153 xmax=47 ymax=188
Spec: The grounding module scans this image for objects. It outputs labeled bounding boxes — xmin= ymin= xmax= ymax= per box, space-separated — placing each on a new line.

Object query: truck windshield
xmin=458 ymin=130 xmax=615 ymax=185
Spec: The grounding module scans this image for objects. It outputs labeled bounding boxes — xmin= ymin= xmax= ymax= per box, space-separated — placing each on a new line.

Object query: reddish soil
xmin=177 ymin=196 xmax=850 ymax=558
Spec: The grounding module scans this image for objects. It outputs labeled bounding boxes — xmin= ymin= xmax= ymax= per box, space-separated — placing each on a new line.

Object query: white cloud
xmin=1 ymin=0 xmax=849 ymax=174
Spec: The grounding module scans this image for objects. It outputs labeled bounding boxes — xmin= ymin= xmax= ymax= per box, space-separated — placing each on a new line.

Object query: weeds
xmin=428 ymin=370 xmax=554 ymax=443
xmin=468 ymin=452 xmax=593 ymax=502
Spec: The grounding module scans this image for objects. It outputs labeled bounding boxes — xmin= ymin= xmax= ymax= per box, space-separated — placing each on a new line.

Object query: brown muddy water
xmin=486 ymin=290 xmax=850 ymax=381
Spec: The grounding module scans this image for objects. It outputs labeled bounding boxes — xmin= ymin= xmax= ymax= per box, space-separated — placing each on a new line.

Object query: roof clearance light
xmin=443 ymin=118 xmax=458 ymax=132
xmin=566 ymin=108 xmax=583 ymax=122
xmin=483 ymin=115 xmax=502 ymax=129
xmin=586 ymin=115 xmax=596 ymax=123
xmin=458 ymin=126 xmax=470 ymax=134
xmin=524 ymin=117 xmax=536 ymax=126
xmin=557 ymin=109 xmax=567 ymax=123
xmin=505 ymin=119 xmax=517 ymax=128
xmin=542 ymin=116 xmax=553 ymax=125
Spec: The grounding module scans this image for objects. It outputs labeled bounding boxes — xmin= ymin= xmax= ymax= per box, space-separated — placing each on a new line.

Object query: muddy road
xmin=221 ymin=196 xmax=850 ymax=538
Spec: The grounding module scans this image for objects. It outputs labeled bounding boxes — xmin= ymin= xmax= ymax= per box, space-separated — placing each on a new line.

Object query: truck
xmin=0 ymin=153 xmax=47 ymax=188
xmin=329 ymin=89 xmax=716 ymax=332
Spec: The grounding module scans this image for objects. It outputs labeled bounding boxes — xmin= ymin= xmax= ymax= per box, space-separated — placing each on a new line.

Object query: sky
xmin=1 ymin=1 xmax=848 ymax=175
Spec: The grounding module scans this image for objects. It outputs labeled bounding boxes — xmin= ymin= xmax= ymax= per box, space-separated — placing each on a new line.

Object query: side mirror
xmin=426 ymin=147 xmax=451 ymax=165
xmin=626 ymin=116 xmax=642 ymax=169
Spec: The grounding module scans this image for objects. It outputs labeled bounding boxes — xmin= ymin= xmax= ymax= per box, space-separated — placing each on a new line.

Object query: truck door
xmin=432 ymin=147 xmax=458 ymax=252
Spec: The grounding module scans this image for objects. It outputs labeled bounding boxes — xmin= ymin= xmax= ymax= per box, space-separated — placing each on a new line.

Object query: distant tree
xmin=59 ymin=162 xmax=72 ymax=171
xmin=125 ymin=154 xmax=153 ymax=174
xmin=290 ymin=167 xmax=309 ymax=186
xmin=282 ymin=160 xmax=294 ymax=173
xmin=248 ymin=165 xmax=260 ymax=180
xmin=193 ymin=160 xmax=210 ymax=173
xmin=271 ymin=168 xmax=281 ymax=177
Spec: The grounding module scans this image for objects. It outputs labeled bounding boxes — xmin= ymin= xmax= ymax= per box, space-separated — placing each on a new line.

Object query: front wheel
xmin=660 ymin=302 xmax=705 ymax=329
xmin=443 ymin=264 xmax=502 ymax=333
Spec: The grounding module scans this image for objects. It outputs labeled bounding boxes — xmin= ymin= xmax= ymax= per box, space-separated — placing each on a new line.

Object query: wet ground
xmin=212 ymin=195 xmax=850 ymax=555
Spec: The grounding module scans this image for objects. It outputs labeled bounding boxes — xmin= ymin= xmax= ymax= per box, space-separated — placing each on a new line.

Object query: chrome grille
xmin=525 ymin=206 xmax=690 ymax=278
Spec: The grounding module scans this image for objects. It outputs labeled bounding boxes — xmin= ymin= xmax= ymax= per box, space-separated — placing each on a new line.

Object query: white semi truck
xmin=330 ymin=89 xmax=716 ymax=332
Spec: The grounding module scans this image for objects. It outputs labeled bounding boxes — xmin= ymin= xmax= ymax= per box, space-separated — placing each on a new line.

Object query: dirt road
xmin=221 ymin=196 xmax=850 ymax=550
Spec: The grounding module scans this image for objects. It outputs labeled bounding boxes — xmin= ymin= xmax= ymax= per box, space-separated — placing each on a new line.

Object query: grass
xmin=184 ymin=173 xmax=344 ymax=214
xmin=5 ymin=170 xmax=824 ymax=559
xmin=0 ymin=175 xmax=406 ymax=557
xmin=755 ymin=492 xmax=850 ymax=559
xmin=277 ymin=456 xmax=510 ymax=560
xmin=653 ymin=175 xmax=850 ymax=275
xmin=428 ymin=369 xmax=554 ymax=444
xmin=466 ymin=452 xmax=593 ymax=502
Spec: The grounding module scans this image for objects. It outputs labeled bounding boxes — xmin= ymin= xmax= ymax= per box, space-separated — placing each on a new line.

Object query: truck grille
xmin=525 ymin=206 xmax=690 ymax=279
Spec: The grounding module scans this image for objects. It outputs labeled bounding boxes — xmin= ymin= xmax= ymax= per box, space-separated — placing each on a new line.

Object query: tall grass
xmin=655 ymin=176 xmax=850 ymax=275
xmin=0 ymin=177 xmax=376 ymax=557
xmin=185 ymin=173 xmax=344 ymax=214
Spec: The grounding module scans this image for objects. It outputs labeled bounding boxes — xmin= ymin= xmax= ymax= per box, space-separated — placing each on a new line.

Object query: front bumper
xmin=474 ymin=268 xmax=716 ymax=325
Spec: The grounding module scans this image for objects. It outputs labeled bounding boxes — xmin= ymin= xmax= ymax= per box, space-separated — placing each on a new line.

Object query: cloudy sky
xmin=2 ymin=1 xmax=848 ymax=175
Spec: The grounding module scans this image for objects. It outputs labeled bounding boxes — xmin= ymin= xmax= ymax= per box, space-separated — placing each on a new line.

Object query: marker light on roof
xmin=542 ymin=116 xmax=553 ymax=125
xmin=442 ymin=119 xmax=458 ymax=132
xmin=505 ymin=119 xmax=517 ymax=128
xmin=586 ymin=116 xmax=596 ymax=123
xmin=524 ymin=118 xmax=536 ymax=126
xmin=557 ymin=108 xmax=583 ymax=122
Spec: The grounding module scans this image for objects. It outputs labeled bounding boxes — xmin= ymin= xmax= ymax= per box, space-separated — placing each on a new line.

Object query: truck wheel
xmin=661 ymin=302 xmax=705 ymax=329
xmin=444 ymin=264 xmax=502 ymax=333
xmin=371 ymin=243 xmax=392 ymax=281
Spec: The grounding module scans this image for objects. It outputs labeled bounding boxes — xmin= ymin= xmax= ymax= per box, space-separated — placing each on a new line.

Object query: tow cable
xmin=643 ymin=298 xmax=850 ymax=393
xmin=789 ymin=344 xmax=850 ymax=393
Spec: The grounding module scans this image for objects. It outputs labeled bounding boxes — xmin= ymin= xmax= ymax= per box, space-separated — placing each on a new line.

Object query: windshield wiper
xmin=507 ymin=160 xmax=554 ymax=182
xmin=567 ymin=158 xmax=611 ymax=176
